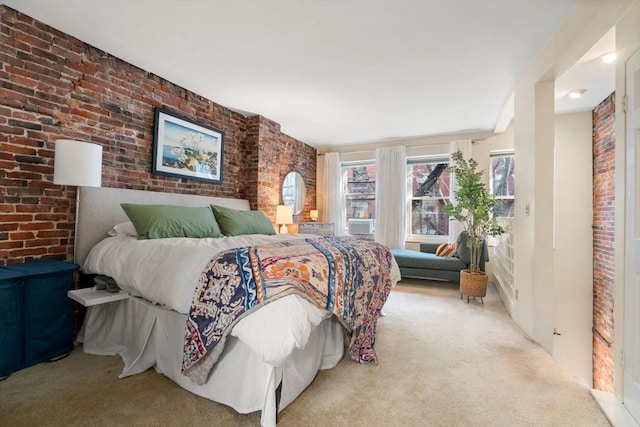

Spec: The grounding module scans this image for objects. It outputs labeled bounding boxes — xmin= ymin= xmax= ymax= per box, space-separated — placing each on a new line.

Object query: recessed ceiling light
xmin=568 ymin=89 xmax=587 ymax=99
xmin=601 ymin=52 xmax=617 ymax=64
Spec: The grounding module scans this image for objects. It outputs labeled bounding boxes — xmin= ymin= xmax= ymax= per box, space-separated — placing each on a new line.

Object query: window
xmin=490 ymin=153 xmax=515 ymax=218
xmin=342 ymin=162 xmax=376 ymax=229
xmin=407 ymin=158 xmax=450 ymax=237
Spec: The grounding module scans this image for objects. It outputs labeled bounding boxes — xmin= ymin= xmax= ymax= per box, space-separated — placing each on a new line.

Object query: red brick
xmin=10 ymin=231 xmax=35 ymax=240
xmin=0 ymin=5 xmax=316 ymax=266
xmin=19 ymin=221 xmax=55 ymax=230
xmin=25 ymin=238 xmax=58 ymax=247
xmin=0 ymin=213 xmax=33 ymax=222
xmin=0 ymin=240 xmax=23 ymax=249
xmin=0 ymin=223 xmax=20 ymax=232
xmin=592 ymin=92 xmax=615 ymax=392
xmin=47 ymin=246 xmax=67 ymax=255
xmin=10 ymin=247 xmax=47 ymax=257
xmin=36 ymin=230 xmax=67 ymax=238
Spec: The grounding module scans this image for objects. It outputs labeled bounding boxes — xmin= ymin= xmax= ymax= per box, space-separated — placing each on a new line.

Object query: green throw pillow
xmin=121 ymin=203 xmax=223 ymax=239
xmin=210 ymin=205 xmax=276 ymax=236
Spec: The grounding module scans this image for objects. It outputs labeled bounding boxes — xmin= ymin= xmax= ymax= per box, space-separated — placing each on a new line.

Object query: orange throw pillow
xmin=435 ymin=243 xmax=448 ymax=256
xmin=436 ymin=242 xmax=456 ymax=257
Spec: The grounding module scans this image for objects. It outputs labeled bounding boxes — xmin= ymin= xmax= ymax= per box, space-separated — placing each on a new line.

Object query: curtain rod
xmin=317 ymin=149 xmax=377 ymax=156
xmin=317 ymin=138 xmax=488 ymax=156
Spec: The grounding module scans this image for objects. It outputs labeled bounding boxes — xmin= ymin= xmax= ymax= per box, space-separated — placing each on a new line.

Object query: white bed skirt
xmin=78 ymin=297 xmax=345 ymax=427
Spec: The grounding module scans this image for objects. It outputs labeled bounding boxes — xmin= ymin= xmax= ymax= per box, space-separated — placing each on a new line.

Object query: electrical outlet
xmin=525 ymin=204 xmax=530 ymax=216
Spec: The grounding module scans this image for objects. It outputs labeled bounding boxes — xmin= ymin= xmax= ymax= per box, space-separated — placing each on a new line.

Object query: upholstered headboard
xmin=76 ymin=187 xmax=250 ymax=267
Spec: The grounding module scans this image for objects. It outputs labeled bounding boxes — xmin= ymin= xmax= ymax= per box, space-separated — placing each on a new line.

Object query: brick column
xmin=592 ymin=92 xmax=615 ymax=392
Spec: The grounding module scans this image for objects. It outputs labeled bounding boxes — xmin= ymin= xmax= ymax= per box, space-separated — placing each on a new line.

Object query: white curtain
xmin=323 ymin=152 xmax=344 ymax=235
xmin=375 ymin=146 xmax=406 ymax=249
xmin=448 ymin=139 xmax=472 ymax=242
xmin=450 ymin=139 xmax=472 ymax=161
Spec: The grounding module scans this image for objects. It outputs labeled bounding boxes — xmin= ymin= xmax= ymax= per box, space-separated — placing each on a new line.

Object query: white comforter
xmin=83 ymin=234 xmax=400 ymax=366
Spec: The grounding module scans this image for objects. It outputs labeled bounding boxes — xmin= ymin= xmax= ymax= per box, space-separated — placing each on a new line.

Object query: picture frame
xmin=152 ymin=108 xmax=224 ymax=184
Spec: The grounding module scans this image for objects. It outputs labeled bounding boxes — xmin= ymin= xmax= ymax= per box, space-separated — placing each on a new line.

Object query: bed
xmin=75 ymin=187 xmax=400 ymax=426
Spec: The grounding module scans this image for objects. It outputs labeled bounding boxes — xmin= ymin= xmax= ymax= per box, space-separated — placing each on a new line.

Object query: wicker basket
xmin=460 ymin=269 xmax=488 ymax=298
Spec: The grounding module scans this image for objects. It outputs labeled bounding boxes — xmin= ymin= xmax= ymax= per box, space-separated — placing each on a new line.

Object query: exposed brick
xmin=0 ymin=240 xmax=24 ymax=250
xmin=8 ymin=118 xmax=42 ymax=130
xmin=0 ymin=5 xmax=316 ymax=266
xmin=19 ymin=221 xmax=55 ymax=231
xmin=9 ymin=247 xmax=47 ymax=258
xmin=592 ymin=92 xmax=615 ymax=392
xmin=0 ymin=213 xmax=33 ymax=222
xmin=10 ymin=231 xmax=35 ymax=240
xmin=36 ymin=229 xmax=67 ymax=238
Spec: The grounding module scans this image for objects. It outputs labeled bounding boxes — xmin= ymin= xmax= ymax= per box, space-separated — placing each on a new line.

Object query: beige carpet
xmin=0 ymin=279 xmax=610 ymax=426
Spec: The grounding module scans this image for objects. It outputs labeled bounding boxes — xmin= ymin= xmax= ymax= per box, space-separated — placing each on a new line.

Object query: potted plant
xmin=444 ymin=150 xmax=504 ymax=301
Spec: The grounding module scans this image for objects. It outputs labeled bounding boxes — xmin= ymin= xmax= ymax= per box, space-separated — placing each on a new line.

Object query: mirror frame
xmin=282 ymin=171 xmax=306 ymax=215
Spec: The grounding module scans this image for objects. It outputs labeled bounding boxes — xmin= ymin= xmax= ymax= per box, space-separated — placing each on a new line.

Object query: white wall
xmin=534 ymin=81 xmax=557 ymax=353
xmin=512 ymin=76 xmax=537 ymax=338
xmin=510 ymin=0 xmax=629 ymax=352
xmin=553 ymin=111 xmax=594 ymax=385
xmin=482 ymin=111 xmax=595 ymax=386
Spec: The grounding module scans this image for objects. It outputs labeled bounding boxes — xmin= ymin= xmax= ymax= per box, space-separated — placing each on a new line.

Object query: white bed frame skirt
xmin=75 ymin=187 xmax=346 ymax=426
xmin=78 ymin=297 xmax=344 ymax=426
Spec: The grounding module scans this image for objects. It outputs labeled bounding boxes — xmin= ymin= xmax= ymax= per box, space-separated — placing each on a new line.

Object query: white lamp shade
xmin=54 ymin=140 xmax=102 ymax=187
xmin=310 ymin=209 xmax=319 ymax=220
xmin=276 ymin=205 xmax=293 ymax=225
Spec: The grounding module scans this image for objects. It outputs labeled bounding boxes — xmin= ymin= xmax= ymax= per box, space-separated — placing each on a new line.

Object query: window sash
xmin=407 ymin=158 xmax=450 ymax=239
xmin=490 ymin=153 xmax=515 ymax=218
xmin=341 ymin=162 xmax=377 ymax=229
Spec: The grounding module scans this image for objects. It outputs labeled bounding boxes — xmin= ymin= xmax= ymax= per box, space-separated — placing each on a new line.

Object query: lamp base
xmin=279 ymin=224 xmax=289 ymax=234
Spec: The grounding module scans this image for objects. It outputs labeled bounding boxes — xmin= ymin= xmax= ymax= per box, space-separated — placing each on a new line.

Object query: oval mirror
xmin=282 ymin=171 xmax=306 ymax=215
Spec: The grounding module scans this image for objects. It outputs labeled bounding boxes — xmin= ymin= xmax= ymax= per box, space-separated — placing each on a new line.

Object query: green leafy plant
xmin=444 ymin=150 xmax=504 ymax=274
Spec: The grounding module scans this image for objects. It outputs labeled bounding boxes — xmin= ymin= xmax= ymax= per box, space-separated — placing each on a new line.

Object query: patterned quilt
xmin=182 ymin=236 xmax=394 ymax=385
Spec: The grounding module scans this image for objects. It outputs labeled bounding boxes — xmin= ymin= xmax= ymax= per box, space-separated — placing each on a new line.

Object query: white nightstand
xmin=67 ymin=287 xmax=129 ymax=307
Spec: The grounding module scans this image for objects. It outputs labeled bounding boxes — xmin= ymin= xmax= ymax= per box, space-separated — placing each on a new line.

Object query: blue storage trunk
xmin=0 ymin=259 xmax=79 ymax=379
xmin=0 ymin=269 xmax=25 ymax=380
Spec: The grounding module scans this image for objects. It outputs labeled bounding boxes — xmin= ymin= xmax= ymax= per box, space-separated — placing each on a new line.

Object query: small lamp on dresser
xmin=276 ymin=205 xmax=293 ymax=234
xmin=310 ymin=209 xmax=319 ymax=222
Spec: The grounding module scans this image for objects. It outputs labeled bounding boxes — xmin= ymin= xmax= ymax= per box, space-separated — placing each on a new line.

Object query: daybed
xmin=75 ymin=187 xmax=400 ymax=427
xmin=390 ymin=231 xmax=487 ymax=283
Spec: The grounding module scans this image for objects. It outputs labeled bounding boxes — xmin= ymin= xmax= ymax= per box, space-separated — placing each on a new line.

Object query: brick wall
xmin=592 ymin=92 xmax=615 ymax=392
xmin=250 ymin=116 xmax=317 ymax=222
xmin=0 ymin=6 xmax=316 ymax=266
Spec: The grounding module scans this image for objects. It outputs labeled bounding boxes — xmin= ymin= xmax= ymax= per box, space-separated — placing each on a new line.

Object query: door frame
xmin=622 ymin=47 xmax=640 ymax=424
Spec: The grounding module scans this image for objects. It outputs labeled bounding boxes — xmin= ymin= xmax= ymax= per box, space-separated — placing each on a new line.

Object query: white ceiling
xmin=555 ymin=27 xmax=616 ymax=114
xmin=3 ymin=0 xmax=614 ymax=148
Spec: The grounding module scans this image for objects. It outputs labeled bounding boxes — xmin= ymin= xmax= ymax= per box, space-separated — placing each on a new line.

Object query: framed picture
xmin=152 ymin=108 xmax=224 ymax=184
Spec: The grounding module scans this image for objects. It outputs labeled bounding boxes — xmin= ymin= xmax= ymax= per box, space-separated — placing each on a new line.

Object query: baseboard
xmin=591 ymin=389 xmax=640 ymax=427
xmin=493 ymin=278 xmax=515 ymax=316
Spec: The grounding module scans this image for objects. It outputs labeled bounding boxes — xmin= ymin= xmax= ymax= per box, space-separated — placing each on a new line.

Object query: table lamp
xmin=276 ymin=205 xmax=293 ymax=234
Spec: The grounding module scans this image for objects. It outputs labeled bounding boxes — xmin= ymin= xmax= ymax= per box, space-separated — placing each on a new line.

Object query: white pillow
xmin=107 ymin=221 xmax=138 ymax=237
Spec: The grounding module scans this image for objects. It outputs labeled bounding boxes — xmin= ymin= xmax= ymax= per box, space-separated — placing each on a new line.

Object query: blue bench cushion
xmin=391 ymin=249 xmax=467 ymax=272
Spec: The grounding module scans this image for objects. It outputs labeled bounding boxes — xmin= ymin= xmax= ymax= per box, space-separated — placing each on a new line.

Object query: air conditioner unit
xmin=348 ymin=219 xmax=374 ymax=235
